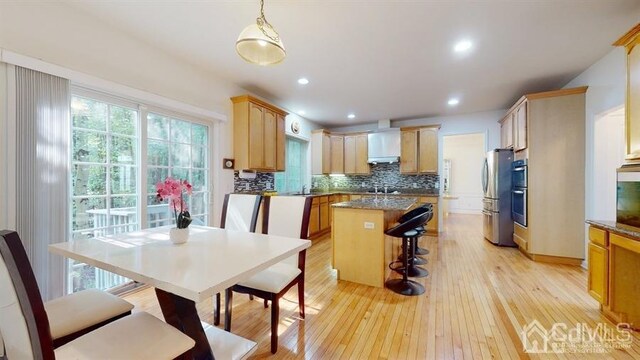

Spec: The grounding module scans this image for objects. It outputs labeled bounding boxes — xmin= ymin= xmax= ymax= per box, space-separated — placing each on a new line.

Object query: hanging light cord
xmin=256 ymin=0 xmax=281 ymax=43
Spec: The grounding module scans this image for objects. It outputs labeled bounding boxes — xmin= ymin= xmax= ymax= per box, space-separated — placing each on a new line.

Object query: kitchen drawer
xmin=589 ymin=226 xmax=608 ymax=247
xmin=312 ymin=197 xmax=320 ymax=207
xmin=328 ymin=195 xmax=336 ymax=202
xmin=319 ymin=196 xmax=328 ymax=204
xmin=514 ymin=223 xmax=529 ymax=251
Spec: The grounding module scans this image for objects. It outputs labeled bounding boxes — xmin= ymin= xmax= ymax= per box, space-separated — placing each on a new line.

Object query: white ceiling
xmin=66 ymin=0 xmax=640 ymax=127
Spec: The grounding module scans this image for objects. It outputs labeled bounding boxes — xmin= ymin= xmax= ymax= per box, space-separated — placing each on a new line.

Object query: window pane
xmin=190 ymin=192 xmax=206 ymax=216
xmin=111 ymin=166 xmax=136 ymax=195
xmin=72 ymin=197 xmax=107 ymax=231
xmin=147 ymin=140 xmax=169 ymax=166
xmin=147 ymin=196 xmax=172 ymax=226
xmin=171 ymin=119 xmax=191 ymax=143
xmin=111 ymin=135 xmax=136 ymax=164
xmin=72 ymin=97 xmax=107 ymax=131
xmin=110 ymin=105 xmax=137 ymax=136
xmin=110 ymin=196 xmax=137 ymax=229
xmin=147 ymin=167 xmax=168 ymax=193
xmin=148 ymin=114 xmax=169 ymax=140
xmin=192 ymin=124 xmax=208 ymax=146
xmin=171 ymin=143 xmax=191 ymax=167
xmin=191 ymin=170 xmax=206 ymax=192
xmin=73 ymin=165 xmax=107 ymax=196
xmin=192 ymin=146 xmax=206 ymax=168
xmin=73 ymin=130 xmax=107 ymax=163
xmin=171 ymin=167 xmax=189 ymax=182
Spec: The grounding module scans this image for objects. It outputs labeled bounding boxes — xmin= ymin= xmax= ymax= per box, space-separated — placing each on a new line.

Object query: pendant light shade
xmin=236 ymin=0 xmax=285 ymax=66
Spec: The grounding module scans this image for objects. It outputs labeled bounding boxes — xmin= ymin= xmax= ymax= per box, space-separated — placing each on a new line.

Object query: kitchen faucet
xmin=302 ymin=185 xmax=307 ymax=194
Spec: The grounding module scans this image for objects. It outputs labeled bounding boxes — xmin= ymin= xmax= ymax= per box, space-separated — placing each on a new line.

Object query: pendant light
xmin=236 ymin=0 xmax=286 ymax=66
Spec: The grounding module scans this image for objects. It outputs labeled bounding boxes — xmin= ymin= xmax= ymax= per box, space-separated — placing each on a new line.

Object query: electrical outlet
xmin=412 ymin=182 xmax=417 ymax=188
xmin=364 ymin=222 xmax=375 ymax=229
xmin=244 ymin=183 xmax=250 ymax=190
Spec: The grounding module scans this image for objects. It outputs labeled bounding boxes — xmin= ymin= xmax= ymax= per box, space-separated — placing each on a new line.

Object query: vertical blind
xmin=15 ymin=66 xmax=70 ymax=301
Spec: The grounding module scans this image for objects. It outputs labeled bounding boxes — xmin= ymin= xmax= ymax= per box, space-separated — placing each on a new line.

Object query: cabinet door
xmin=263 ymin=109 xmax=277 ymax=170
xmin=426 ymin=201 xmax=438 ymax=233
xmin=501 ymin=114 xmax=514 ymax=148
xmin=276 ymin=114 xmax=285 ymax=171
xmin=588 ymin=242 xmax=608 ymax=305
xmin=355 ymin=134 xmax=370 ymax=174
xmin=320 ymin=199 xmax=330 ymax=231
xmin=514 ymin=102 xmax=527 ymax=152
xmin=400 ymin=130 xmax=418 ymax=173
xmin=419 ymin=127 xmax=438 ymax=173
xmin=309 ymin=202 xmax=320 ymax=236
xmin=322 ymin=133 xmax=331 ymax=174
xmin=248 ymin=103 xmax=265 ymax=169
xmin=343 ymin=135 xmax=357 ymax=174
xmin=330 ymin=135 xmax=344 ymax=174
xmin=627 ymin=38 xmax=640 ymax=159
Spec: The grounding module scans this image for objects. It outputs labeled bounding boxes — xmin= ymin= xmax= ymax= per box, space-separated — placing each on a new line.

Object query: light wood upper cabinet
xmin=232 ymin=95 xmax=288 ymax=171
xmin=419 ymin=127 xmax=438 ymax=173
xmin=330 ymin=135 xmax=344 ymax=174
xmin=276 ymin=114 xmax=285 ymax=171
xmin=312 ymin=130 xmax=331 ymax=174
xmin=514 ymin=101 xmax=527 ymax=152
xmin=263 ymin=109 xmax=276 ymax=169
xmin=400 ymin=129 xmax=418 ymax=173
xmin=355 ymin=134 xmax=370 ymax=174
xmin=500 ymin=113 xmax=514 ymax=149
xmin=343 ymin=135 xmax=357 ymax=174
xmin=615 ymin=24 xmax=640 ymax=161
xmin=344 ymin=134 xmax=370 ymax=175
xmin=401 ymin=126 xmax=440 ymax=174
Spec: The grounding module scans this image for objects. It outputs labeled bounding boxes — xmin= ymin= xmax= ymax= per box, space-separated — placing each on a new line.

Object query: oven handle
xmin=512 ymin=190 xmax=525 ymax=194
xmin=513 ymin=167 xmax=526 ymax=172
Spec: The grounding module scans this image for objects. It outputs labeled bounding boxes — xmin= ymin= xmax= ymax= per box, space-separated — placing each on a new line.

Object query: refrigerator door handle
xmin=482 ymin=158 xmax=488 ymax=195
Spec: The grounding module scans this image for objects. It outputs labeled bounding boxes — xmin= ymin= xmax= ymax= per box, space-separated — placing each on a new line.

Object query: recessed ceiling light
xmin=348 ymin=114 xmax=356 ymax=119
xmin=448 ymin=98 xmax=460 ymax=106
xmin=298 ymin=110 xmax=306 ymax=116
xmin=297 ymin=78 xmax=309 ymax=85
xmin=453 ymin=40 xmax=473 ymax=53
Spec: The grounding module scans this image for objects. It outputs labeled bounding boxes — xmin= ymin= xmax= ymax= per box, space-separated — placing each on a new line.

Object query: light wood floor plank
xmin=122 ymin=214 xmax=640 ymax=359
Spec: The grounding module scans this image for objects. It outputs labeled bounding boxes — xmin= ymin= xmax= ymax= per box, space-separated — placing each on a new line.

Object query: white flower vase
xmin=170 ymin=227 xmax=189 ymax=244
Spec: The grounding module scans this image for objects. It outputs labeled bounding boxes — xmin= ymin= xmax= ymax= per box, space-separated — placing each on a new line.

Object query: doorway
xmin=442 ymin=133 xmax=486 ymax=214
xmin=592 ymin=106 xmax=625 ymax=220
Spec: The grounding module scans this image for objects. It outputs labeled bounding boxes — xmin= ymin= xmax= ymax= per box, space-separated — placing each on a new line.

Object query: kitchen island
xmin=332 ymin=196 xmax=417 ymax=287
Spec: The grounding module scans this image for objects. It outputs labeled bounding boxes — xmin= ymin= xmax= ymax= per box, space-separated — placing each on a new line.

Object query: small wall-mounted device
xmin=223 ymin=158 xmax=235 ymax=169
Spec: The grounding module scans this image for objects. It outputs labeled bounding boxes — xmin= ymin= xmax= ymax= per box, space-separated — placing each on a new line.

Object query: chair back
xmin=385 ymin=211 xmax=431 ymax=238
xmin=399 ymin=203 xmax=432 ymax=223
xmin=262 ymin=196 xmax=312 ymax=267
xmin=220 ymin=194 xmax=262 ymax=232
xmin=0 ymin=230 xmax=54 ymax=360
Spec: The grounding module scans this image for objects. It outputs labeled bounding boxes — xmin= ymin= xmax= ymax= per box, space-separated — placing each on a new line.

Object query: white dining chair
xmin=0 ymin=230 xmax=195 ymax=360
xmin=224 ymin=195 xmax=312 ymax=354
xmin=214 ymin=193 xmax=263 ymax=326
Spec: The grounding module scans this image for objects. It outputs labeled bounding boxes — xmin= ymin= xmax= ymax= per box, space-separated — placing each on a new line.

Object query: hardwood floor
xmin=123 ymin=214 xmax=640 ymax=359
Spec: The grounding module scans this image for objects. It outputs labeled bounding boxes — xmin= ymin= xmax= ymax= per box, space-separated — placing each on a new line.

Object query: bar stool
xmin=396 ymin=204 xmax=432 ymax=266
xmin=385 ymin=212 xmax=430 ymax=296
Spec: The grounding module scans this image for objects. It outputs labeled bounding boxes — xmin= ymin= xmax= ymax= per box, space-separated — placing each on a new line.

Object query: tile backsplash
xmin=233 ymin=171 xmax=275 ymax=192
xmin=312 ymin=163 xmax=439 ymax=191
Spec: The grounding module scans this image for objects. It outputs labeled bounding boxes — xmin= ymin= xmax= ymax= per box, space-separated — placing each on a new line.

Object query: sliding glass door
xmin=68 ymin=93 xmax=211 ymax=293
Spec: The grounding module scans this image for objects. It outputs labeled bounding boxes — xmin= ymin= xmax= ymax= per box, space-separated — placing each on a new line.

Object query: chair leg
xmin=264 ymin=299 xmax=269 ymax=308
xmin=213 ymin=292 xmax=221 ymax=326
xmin=298 ymin=279 xmax=305 ymax=318
xmin=270 ymin=297 xmax=279 ymax=354
xmin=224 ymin=288 xmax=233 ymax=332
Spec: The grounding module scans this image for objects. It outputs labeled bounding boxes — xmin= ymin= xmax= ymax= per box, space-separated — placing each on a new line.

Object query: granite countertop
xmin=586 ymin=220 xmax=640 ymax=240
xmin=332 ymin=197 xmax=418 ymax=211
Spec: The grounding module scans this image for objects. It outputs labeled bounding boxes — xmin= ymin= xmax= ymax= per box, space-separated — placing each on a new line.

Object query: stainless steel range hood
xmin=367 ymin=128 xmax=401 ymax=164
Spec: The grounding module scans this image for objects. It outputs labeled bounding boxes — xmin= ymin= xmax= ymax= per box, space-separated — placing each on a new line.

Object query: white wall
xmin=593 ymin=108 xmax=625 ymax=221
xmin=442 ymin=133 xmax=486 ymax=214
xmin=563 ymin=47 xmax=627 ymax=266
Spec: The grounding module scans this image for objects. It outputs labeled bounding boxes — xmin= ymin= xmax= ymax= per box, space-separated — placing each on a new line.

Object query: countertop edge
xmin=586 ymin=220 xmax=640 ymax=240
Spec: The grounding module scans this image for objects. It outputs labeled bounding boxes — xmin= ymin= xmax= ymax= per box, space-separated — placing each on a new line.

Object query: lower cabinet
xmin=419 ymin=197 xmax=439 ymax=234
xmin=587 ymin=242 xmax=608 ymax=305
xmin=320 ymin=197 xmax=330 ymax=231
xmin=308 ymin=198 xmax=320 ymax=236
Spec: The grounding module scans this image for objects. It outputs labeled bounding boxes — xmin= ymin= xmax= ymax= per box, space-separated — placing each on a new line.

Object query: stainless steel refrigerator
xmin=481 ymin=149 xmax=515 ymax=246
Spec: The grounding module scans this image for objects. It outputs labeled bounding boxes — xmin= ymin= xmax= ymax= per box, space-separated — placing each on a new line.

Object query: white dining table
xmin=49 ymin=225 xmax=311 ymax=360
